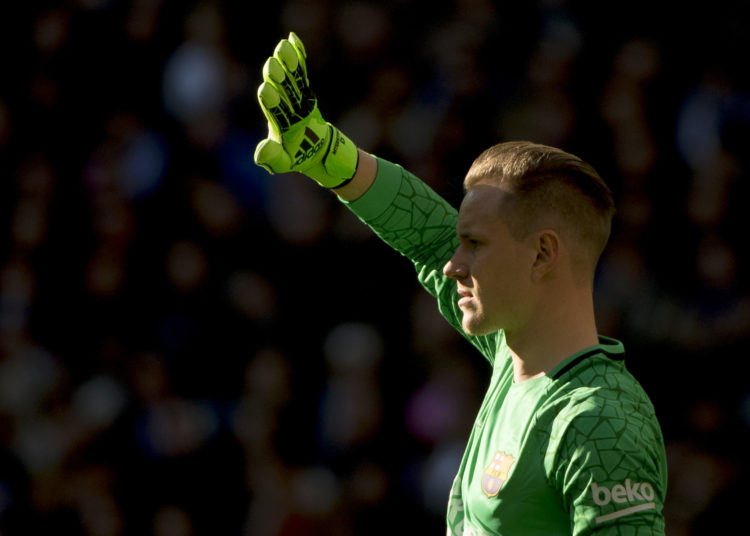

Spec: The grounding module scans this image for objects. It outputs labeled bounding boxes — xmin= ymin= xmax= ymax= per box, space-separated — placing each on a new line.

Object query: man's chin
xmin=462 ymin=317 xmax=494 ymax=337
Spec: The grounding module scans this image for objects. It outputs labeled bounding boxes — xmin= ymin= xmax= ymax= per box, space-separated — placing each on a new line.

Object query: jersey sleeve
xmin=344 ymin=156 xmax=501 ymax=363
xmin=543 ymin=380 xmax=668 ymax=535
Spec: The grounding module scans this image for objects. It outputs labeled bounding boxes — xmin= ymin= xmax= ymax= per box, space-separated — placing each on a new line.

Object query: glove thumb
xmin=254 ymin=138 xmax=292 ymax=174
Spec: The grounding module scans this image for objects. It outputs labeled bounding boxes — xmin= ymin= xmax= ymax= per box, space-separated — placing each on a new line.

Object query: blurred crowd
xmin=2 ymin=0 xmax=750 ymax=534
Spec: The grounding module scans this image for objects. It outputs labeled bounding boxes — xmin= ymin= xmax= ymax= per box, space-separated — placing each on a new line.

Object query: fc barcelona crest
xmin=481 ymin=451 xmax=515 ymax=497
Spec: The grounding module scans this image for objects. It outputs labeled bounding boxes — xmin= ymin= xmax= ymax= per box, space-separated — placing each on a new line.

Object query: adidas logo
xmin=294 ymin=127 xmax=324 ymax=165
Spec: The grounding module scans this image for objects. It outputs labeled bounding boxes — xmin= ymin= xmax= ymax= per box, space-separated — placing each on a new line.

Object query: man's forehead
xmin=460 ymin=183 xmax=513 ymax=212
xmin=458 ymin=184 xmax=513 ymax=229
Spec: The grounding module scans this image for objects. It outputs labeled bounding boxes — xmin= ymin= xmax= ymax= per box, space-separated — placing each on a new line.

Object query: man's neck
xmin=507 ymin=293 xmax=599 ymax=383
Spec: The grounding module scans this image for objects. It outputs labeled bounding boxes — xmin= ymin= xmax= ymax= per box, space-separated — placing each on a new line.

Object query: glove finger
xmin=258 ymin=81 xmax=301 ymax=134
xmin=258 ymin=80 xmax=281 ymax=109
xmin=263 ymin=56 xmax=288 ymax=85
xmin=263 ymin=57 xmax=301 ymax=118
xmin=287 ymin=35 xmax=316 ymax=116
xmin=288 ymin=32 xmax=307 ymax=60
xmin=257 ymin=81 xmax=283 ymax=133
xmin=275 ymin=39 xmax=300 ymax=74
xmin=287 ymin=33 xmax=309 ymax=90
xmin=274 ymin=40 xmax=307 ymax=105
xmin=254 ymin=138 xmax=292 ymax=174
xmin=274 ymin=34 xmax=316 ymax=117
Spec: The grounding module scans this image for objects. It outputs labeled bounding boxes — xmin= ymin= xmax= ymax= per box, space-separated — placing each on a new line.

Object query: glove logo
xmin=294 ymin=127 xmax=324 ymax=165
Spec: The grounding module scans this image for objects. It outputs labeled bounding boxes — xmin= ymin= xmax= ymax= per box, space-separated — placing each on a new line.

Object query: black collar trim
xmin=549 ymin=345 xmax=625 ymax=380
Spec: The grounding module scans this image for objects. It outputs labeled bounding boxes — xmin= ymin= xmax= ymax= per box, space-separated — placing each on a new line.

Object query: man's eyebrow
xmin=457 ymin=229 xmax=480 ymax=239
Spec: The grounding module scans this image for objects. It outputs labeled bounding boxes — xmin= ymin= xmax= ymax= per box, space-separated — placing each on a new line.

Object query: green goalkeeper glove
xmin=254 ymin=32 xmax=358 ymax=189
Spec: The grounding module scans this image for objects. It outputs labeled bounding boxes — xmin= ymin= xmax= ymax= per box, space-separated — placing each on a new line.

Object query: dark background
xmin=1 ymin=1 xmax=749 ymax=534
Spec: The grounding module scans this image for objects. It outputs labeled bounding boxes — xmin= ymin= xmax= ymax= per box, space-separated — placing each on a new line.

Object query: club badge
xmin=481 ymin=451 xmax=515 ymax=497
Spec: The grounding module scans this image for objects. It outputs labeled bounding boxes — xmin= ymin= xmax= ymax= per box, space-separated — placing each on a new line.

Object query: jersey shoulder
xmin=543 ymin=353 xmax=660 ymax=441
xmin=538 ymin=354 xmax=667 ymax=534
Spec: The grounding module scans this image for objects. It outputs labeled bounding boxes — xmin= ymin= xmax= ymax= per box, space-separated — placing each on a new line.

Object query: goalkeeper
xmin=254 ymin=33 xmax=668 ymax=535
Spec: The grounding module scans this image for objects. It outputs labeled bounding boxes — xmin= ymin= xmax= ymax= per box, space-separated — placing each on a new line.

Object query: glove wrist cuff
xmin=307 ymin=125 xmax=359 ymax=188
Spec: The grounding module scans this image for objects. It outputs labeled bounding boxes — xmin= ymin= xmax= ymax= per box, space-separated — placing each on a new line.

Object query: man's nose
xmin=443 ymin=254 xmax=466 ymax=280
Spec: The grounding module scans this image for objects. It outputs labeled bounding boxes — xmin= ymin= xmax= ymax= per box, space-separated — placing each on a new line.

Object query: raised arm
xmin=252 ymin=32 xmax=501 ymax=363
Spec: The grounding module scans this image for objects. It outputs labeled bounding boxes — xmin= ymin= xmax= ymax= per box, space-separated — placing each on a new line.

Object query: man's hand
xmin=254 ymin=32 xmax=358 ymax=189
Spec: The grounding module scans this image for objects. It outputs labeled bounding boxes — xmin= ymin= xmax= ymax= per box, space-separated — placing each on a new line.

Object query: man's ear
xmin=531 ymin=230 xmax=559 ymax=281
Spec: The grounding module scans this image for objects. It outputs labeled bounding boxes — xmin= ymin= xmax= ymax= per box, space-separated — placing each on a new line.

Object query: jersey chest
xmin=458 ymin=369 xmax=570 ymax=534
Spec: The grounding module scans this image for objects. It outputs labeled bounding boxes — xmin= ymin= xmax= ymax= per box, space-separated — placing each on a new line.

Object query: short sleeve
xmin=545 ymin=388 xmax=667 ymax=535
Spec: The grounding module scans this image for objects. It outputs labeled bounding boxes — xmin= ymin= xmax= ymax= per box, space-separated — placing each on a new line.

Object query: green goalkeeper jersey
xmin=345 ymin=157 xmax=668 ymax=535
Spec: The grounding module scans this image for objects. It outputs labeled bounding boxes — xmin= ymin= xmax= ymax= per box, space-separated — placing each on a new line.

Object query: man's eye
xmin=458 ymin=235 xmax=481 ymax=248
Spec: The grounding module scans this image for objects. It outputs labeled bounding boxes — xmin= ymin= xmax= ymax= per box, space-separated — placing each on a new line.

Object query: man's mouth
xmin=457 ymin=287 xmax=473 ymax=307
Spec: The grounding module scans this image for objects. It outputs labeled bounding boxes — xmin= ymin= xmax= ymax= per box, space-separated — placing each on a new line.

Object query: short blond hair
xmin=465 ymin=141 xmax=615 ymax=278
